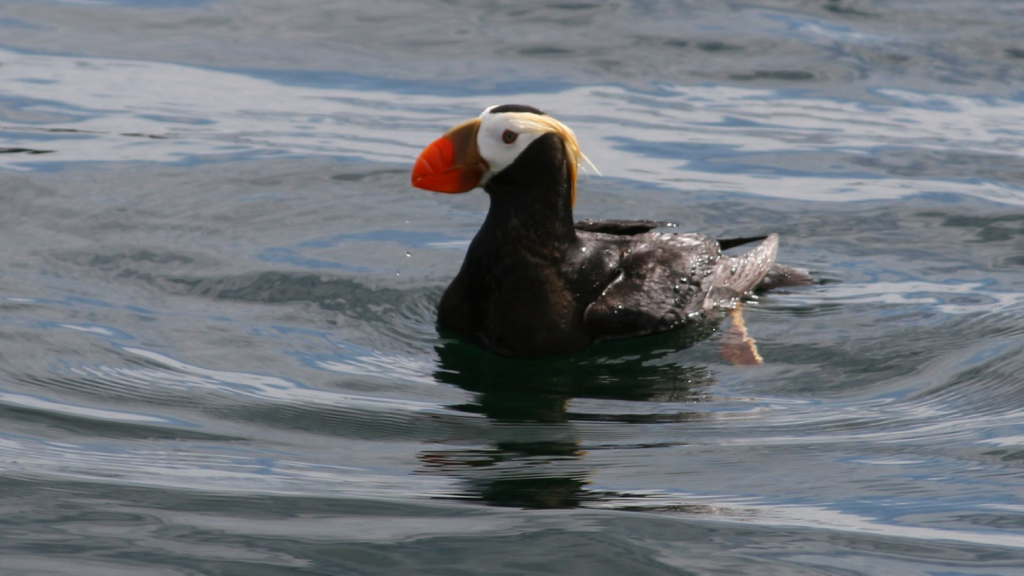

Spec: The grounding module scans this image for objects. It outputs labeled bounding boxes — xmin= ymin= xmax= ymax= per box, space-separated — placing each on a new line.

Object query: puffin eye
xmin=501 ymin=129 xmax=518 ymax=144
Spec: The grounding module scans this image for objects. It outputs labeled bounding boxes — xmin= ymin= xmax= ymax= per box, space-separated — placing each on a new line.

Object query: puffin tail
xmin=703 ymin=234 xmax=779 ymax=311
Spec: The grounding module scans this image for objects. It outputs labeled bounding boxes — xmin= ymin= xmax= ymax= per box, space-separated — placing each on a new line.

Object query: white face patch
xmin=475 ymin=108 xmax=550 ymax=183
xmin=473 ymin=105 xmax=597 ymax=205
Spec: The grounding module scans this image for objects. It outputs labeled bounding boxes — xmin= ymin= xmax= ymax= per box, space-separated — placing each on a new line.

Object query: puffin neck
xmin=480 ymin=132 xmax=577 ymax=246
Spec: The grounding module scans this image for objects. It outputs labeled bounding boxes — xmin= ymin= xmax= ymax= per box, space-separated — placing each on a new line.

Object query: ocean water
xmin=1 ymin=1 xmax=1024 ymax=574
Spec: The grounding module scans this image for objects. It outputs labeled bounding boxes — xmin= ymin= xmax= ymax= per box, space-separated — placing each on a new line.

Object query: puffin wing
xmin=583 ymin=233 xmax=778 ymax=340
xmin=574 ymin=219 xmax=675 ymax=236
xmin=719 ymin=235 xmax=768 ymax=250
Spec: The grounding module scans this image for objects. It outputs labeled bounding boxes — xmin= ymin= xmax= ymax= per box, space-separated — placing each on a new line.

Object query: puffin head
xmin=411 ymin=105 xmax=595 ymax=207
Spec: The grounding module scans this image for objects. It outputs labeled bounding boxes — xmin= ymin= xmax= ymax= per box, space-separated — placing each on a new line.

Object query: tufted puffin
xmin=411 ymin=104 xmax=806 ymax=357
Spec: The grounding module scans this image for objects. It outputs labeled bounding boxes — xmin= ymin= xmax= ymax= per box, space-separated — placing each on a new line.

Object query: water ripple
xmin=3 ymin=3 xmax=1024 ymax=572
xmin=3 ymin=48 xmax=1024 ymax=207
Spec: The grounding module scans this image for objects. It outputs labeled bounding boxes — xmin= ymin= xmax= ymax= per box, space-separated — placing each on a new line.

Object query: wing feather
xmin=574 ymin=219 xmax=676 ymax=236
xmin=583 ymin=233 xmax=778 ymax=340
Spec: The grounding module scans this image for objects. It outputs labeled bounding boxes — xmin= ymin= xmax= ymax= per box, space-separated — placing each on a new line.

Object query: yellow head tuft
xmin=511 ymin=113 xmax=599 ymax=207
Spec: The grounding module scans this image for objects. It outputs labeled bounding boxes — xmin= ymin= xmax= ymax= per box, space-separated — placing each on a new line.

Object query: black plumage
xmin=434 ymin=129 xmax=801 ymax=357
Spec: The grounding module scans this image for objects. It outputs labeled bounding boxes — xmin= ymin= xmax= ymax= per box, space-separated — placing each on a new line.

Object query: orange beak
xmin=411 ymin=118 xmax=487 ymax=193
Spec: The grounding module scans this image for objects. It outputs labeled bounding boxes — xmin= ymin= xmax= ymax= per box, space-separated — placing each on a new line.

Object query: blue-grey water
xmin=2 ymin=1 xmax=1024 ymax=574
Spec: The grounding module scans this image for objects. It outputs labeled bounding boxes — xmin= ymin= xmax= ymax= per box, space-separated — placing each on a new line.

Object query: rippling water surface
xmin=2 ymin=1 xmax=1024 ymax=574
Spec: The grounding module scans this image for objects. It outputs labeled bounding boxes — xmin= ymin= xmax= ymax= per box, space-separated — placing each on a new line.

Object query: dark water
xmin=2 ymin=1 xmax=1024 ymax=574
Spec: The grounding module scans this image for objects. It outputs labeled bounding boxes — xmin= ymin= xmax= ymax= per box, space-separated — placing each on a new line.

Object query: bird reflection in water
xmin=418 ymin=324 xmax=726 ymax=510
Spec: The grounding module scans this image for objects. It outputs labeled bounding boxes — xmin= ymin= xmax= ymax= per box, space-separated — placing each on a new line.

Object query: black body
xmin=438 ymin=131 xmax=793 ymax=357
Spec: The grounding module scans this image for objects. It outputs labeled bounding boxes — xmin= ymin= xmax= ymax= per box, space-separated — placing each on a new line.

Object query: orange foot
xmin=719 ymin=305 xmax=764 ymax=366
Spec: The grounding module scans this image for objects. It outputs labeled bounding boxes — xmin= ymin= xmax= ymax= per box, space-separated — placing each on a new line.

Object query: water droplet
xmin=581 ymin=246 xmax=588 ymax=253
xmin=405 ymin=251 xmax=411 ymax=258
xmin=395 ymin=271 xmax=400 ymax=276
xmin=730 ymin=266 xmax=737 ymax=275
